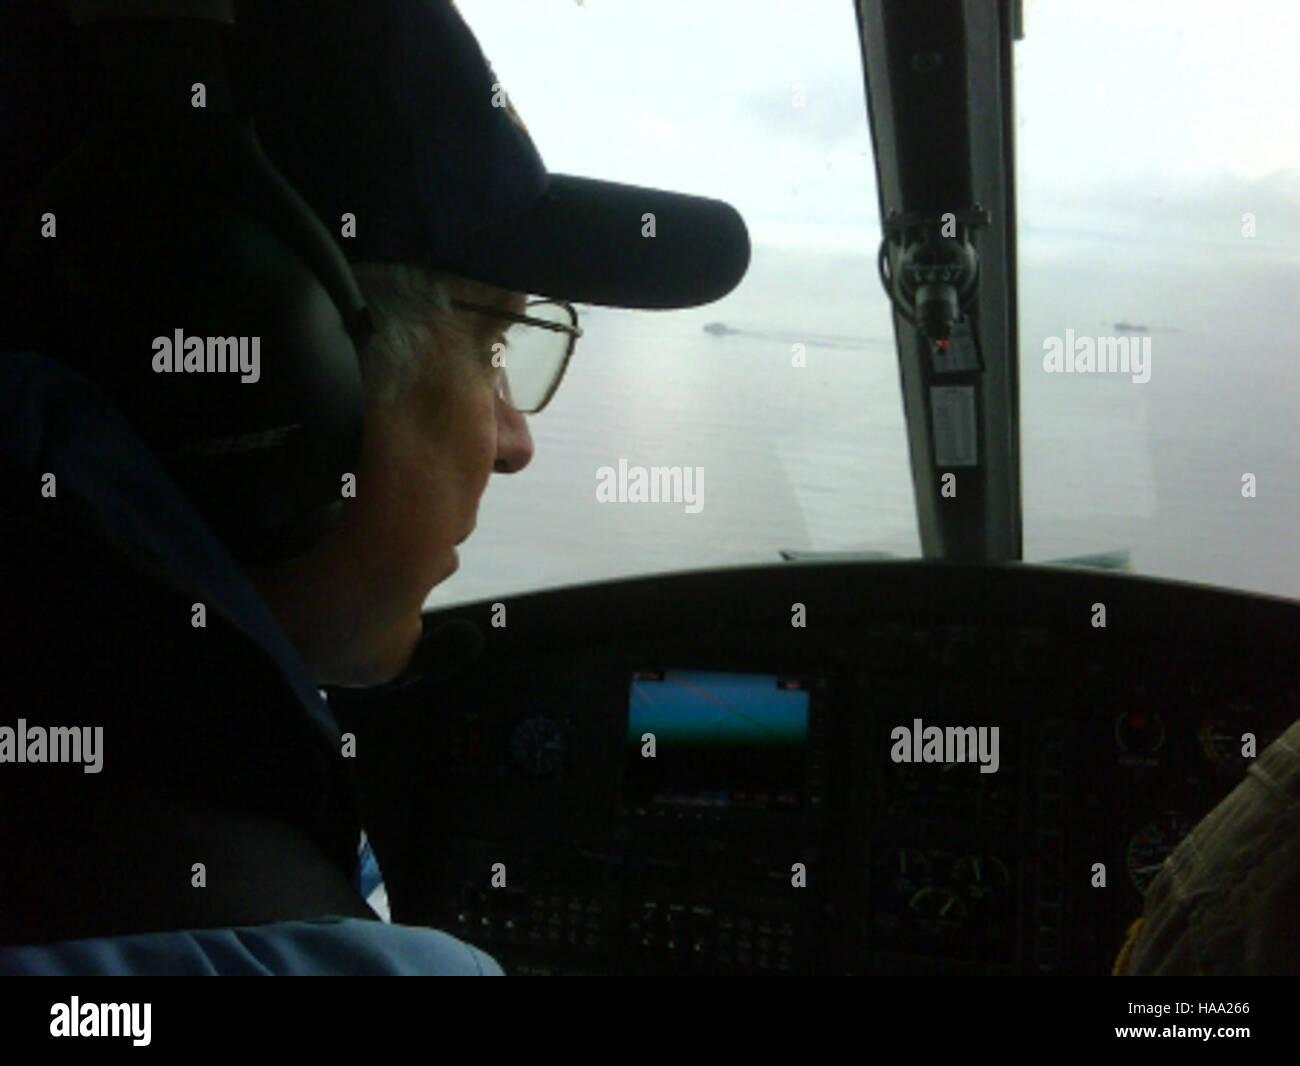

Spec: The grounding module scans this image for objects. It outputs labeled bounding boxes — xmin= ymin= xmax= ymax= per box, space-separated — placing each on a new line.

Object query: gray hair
xmin=349 ymin=261 xmax=463 ymax=405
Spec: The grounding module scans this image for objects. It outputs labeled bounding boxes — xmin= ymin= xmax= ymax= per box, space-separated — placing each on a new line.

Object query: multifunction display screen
xmin=625 ymin=669 xmax=810 ymax=812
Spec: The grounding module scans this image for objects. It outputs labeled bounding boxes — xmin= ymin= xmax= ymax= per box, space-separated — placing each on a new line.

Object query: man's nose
xmin=494 ymin=391 xmax=534 ymax=473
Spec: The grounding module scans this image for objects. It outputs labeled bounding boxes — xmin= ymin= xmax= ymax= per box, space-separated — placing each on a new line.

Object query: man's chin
xmin=384 ymin=615 xmax=428 ymax=683
xmin=320 ymin=617 xmax=423 ymax=690
xmin=317 ymin=554 xmax=459 ymax=689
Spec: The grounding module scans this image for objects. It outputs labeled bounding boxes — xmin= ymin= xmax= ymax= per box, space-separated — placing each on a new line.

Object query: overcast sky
xmin=455 ymin=0 xmax=1300 ymax=251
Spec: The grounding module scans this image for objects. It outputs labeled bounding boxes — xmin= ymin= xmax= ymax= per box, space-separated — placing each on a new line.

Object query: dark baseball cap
xmin=1 ymin=0 xmax=750 ymax=310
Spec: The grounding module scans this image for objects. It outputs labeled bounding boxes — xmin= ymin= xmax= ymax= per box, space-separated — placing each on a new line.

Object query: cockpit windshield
xmin=1017 ymin=0 xmax=1300 ymax=598
xmin=434 ymin=0 xmax=1299 ymax=609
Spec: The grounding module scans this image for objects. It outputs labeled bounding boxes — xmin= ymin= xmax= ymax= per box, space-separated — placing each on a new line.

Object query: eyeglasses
xmin=451 ymin=297 xmax=581 ymax=414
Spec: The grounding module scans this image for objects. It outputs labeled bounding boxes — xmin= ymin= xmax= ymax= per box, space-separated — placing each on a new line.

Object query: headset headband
xmin=3 ymin=4 xmax=372 ymax=565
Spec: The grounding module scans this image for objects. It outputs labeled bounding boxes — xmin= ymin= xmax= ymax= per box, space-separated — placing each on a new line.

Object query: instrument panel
xmin=333 ymin=561 xmax=1300 ymax=975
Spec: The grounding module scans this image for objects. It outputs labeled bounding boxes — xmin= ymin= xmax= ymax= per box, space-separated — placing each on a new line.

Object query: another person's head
xmin=248 ymin=263 xmax=535 ymax=688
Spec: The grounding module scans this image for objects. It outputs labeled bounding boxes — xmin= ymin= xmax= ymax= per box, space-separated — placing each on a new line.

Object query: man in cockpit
xmin=0 ymin=0 xmax=747 ymax=974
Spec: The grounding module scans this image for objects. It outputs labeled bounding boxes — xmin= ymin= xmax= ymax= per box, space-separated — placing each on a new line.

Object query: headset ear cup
xmin=5 ymin=116 xmax=368 ymax=565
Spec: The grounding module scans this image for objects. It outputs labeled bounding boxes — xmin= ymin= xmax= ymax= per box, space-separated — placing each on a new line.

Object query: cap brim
xmin=437 ymin=175 xmax=751 ymax=309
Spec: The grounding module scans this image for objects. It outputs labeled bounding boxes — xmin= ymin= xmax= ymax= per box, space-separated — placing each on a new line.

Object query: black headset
xmin=1 ymin=2 xmax=372 ymax=566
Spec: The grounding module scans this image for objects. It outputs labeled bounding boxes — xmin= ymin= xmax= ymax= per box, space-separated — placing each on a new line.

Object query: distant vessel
xmin=703 ymin=322 xmax=737 ymax=336
xmin=1113 ymin=322 xmax=1149 ymax=333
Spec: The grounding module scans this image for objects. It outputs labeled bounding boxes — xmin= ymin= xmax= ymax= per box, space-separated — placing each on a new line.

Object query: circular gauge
xmin=1199 ymin=716 xmax=1244 ymax=767
xmin=1114 ymin=709 xmax=1165 ymax=755
xmin=908 ymin=886 xmax=967 ymax=933
xmin=509 ymin=715 xmax=566 ymax=776
xmin=950 ymin=854 xmax=1012 ymax=902
xmin=1126 ymin=811 xmax=1194 ymax=894
xmin=871 ymin=846 xmax=933 ymax=935
xmin=1199 ymin=700 xmax=1273 ymax=770
xmin=873 ymin=846 xmax=932 ymax=897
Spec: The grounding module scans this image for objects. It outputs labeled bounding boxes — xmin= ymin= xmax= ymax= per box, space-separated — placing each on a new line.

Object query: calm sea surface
xmin=427 ymin=238 xmax=1300 ymax=609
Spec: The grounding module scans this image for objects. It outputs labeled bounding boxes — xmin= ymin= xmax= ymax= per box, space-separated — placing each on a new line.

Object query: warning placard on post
xmin=930 ymin=385 xmax=978 ymax=466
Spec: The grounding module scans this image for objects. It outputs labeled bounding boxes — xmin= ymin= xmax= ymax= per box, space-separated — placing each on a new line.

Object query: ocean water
xmin=427 ymin=239 xmax=1300 ymax=609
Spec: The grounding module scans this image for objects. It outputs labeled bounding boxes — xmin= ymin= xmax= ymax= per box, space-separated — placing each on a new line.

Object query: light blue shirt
xmin=0 ymin=351 xmax=504 ymax=976
xmin=0 ymin=918 xmax=503 ymax=976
